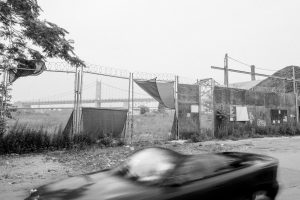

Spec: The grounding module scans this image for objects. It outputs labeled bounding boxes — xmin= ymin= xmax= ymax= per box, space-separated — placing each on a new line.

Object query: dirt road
xmin=1 ymin=136 xmax=300 ymax=200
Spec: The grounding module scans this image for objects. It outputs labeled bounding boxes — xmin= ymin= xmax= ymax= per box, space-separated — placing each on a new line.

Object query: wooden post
xmin=224 ymin=53 xmax=229 ymax=87
xmin=293 ymin=66 xmax=299 ymax=123
xmin=251 ymin=65 xmax=256 ymax=81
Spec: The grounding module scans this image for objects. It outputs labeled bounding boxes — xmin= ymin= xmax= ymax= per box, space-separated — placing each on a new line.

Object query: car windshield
xmin=114 ymin=148 xmax=181 ymax=184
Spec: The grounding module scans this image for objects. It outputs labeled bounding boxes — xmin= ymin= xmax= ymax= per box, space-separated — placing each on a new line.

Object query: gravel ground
xmin=1 ymin=136 xmax=300 ymax=200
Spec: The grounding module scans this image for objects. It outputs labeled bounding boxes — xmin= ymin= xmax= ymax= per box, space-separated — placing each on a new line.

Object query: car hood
xmin=26 ymin=170 xmax=159 ymax=200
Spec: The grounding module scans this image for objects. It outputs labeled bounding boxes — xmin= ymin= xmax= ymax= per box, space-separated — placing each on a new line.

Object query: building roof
xmin=225 ymin=66 xmax=300 ymax=93
xmin=228 ymin=80 xmax=263 ymax=90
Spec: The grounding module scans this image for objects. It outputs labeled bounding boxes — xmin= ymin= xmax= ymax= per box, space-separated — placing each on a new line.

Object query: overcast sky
xmin=11 ymin=0 xmax=300 ymax=102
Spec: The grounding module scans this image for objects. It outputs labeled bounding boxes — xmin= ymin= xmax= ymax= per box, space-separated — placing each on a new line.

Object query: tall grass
xmin=216 ymin=122 xmax=300 ymax=140
xmin=0 ymin=121 xmax=123 ymax=154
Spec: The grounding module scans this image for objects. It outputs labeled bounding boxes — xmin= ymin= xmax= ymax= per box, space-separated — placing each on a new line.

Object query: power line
xmin=228 ymin=56 xmax=251 ymax=67
xmin=228 ymin=56 xmax=277 ymax=72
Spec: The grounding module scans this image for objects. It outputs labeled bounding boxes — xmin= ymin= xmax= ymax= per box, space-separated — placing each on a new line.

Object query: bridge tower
xmin=95 ymin=80 xmax=102 ymax=107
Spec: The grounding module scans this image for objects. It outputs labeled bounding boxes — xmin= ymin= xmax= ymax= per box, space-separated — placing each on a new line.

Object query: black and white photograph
xmin=0 ymin=0 xmax=300 ymax=199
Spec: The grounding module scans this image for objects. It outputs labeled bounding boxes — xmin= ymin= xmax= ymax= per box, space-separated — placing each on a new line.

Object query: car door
xmin=157 ymin=156 xmax=253 ymax=200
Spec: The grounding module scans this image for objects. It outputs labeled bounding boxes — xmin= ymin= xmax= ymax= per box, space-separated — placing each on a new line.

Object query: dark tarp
xmin=156 ymin=82 xmax=175 ymax=108
xmin=134 ymin=78 xmax=175 ymax=109
xmin=8 ymin=58 xmax=46 ymax=83
xmin=64 ymin=107 xmax=128 ymax=139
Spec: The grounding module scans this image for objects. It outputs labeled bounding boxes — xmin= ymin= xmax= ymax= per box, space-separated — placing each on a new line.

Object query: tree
xmin=0 ymin=0 xmax=85 ymax=132
xmin=0 ymin=0 xmax=85 ymax=67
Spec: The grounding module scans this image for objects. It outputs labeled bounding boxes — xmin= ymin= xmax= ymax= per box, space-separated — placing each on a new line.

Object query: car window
xmin=164 ymin=154 xmax=240 ymax=186
xmin=114 ymin=148 xmax=181 ymax=184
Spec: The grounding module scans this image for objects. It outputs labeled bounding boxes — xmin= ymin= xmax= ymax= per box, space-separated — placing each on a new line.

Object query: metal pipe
xmin=73 ymin=66 xmax=79 ymax=136
xmin=211 ymin=78 xmax=215 ymax=138
xmin=131 ymin=73 xmax=134 ymax=144
xmin=175 ymin=75 xmax=179 ymax=140
xmin=124 ymin=73 xmax=132 ymax=141
xmin=293 ymin=66 xmax=299 ymax=123
xmin=78 ymin=66 xmax=84 ymax=133
xmin=198 ymin=80 xmax=202 ymax=134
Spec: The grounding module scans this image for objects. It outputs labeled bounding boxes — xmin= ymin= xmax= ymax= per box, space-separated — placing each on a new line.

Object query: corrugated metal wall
xmin=214 ymin=86 xmax=297 ymax=131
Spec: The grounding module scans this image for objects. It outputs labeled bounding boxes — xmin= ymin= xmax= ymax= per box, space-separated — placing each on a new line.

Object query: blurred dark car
xmin=26 ymin=147 xmax=279 ymax=200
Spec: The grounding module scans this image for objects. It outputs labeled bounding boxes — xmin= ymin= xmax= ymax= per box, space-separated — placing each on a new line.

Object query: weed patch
xmin=0 ymin=121 xmax=124 ymax=154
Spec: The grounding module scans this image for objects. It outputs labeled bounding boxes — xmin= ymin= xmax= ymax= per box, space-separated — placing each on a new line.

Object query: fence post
xmin=78 ymin=66 xmax=83 ymax=133
xmin=73 ymin=66 xmax=78 ymax=137
xmin=211 ymin=78 xmax=215 ymax=138
xmin=174 ymin=75 xmax=179 ymax=140
xmin=1 ymin=69 xmax=8 ymax=119
xmin=198 ymin=79 xmax=202 ymax=134
xmin=293 ymin=66 xmax=299 ymax=123
xmin=73 ymin=66 xmax=83 ymax=136
xmin=124 ymin=73 xmax=131 ymax=142
xmin=131 ymin=73 xmax=134 ymax=144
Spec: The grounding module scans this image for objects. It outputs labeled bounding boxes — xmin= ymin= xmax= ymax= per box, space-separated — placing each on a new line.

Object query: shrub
xmin=0 ymin=121 xmax=124 ymax=154
xmin=139 ymin=105 xmax=150 ymax=115
xmin=216 ymin=122 xmax=300 ymax=140
xmin=182 ymin=129 xmax=212 ymax=143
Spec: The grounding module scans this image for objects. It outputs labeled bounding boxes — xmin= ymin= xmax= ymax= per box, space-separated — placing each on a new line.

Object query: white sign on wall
xmin=191 ymin=105 xmax=199 ymax=113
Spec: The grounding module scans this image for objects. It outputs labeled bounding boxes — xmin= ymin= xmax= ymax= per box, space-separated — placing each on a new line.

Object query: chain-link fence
xmin=4 ymin=62 xmax=220 ymax=143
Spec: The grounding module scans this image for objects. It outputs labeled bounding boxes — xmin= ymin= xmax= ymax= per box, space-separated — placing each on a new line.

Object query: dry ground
xmin=1 ymin=136 xmax=300 ymax=200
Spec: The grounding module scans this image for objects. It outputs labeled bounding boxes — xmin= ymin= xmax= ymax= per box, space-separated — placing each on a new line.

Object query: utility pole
xmin=293 ymin=66 xmax=299 ymax=123
xmin=224 ymin=54 xmax=229 ymax=87
xmin=251 ymin=65 xmax=256 ymax=81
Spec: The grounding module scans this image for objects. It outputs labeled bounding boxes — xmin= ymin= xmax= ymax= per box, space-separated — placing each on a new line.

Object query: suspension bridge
xmin=13 ymin=80 xmax=157 ymax=109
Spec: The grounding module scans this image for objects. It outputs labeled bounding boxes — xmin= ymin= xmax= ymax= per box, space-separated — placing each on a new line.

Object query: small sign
xmin=230 ymin=105 xmax=236 ymax=121
xmin=191 ymin=105 xmax=199 ymax=113
xmin=257 ymin=119 xmax=266 ymax=127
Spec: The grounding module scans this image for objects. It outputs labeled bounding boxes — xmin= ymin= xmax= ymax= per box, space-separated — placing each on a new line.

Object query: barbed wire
xmin=86 ymin=63 xmax=130 ymax=78
xmin=133 ymin=71 xmax=175 ymax=82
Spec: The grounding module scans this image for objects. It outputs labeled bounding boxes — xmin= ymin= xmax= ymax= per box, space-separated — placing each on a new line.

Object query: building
xmin=214 ymin=66 xmax=300 ymax=133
